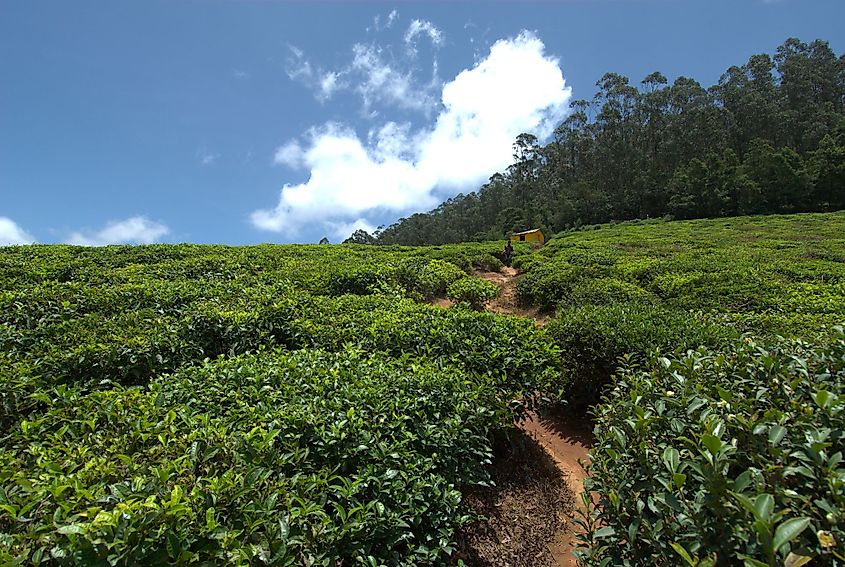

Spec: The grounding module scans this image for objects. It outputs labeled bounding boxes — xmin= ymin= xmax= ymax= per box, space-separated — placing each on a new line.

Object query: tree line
xmin=353 ymin=38 xmax=844 ymax=246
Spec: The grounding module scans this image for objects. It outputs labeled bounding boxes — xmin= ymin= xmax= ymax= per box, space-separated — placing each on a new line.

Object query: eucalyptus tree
xmin=373 ymin=38 xmax=845 ymax=246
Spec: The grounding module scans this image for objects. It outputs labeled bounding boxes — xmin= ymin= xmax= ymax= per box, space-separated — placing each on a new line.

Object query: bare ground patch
xmin=456 ymin=430 xmax=575 ymax=566
xmin=475 ymin=267 xmax=549 ymax=326
xmin=517 ymin=411 xmax=595 ymax=566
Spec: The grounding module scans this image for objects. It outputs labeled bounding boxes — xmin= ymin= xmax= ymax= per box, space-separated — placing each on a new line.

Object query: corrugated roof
xmin=511 ymin=229 xmax=543 ymax=236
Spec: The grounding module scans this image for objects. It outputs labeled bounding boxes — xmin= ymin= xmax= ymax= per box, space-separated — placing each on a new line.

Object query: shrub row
xmin=2 ymin=291 xmax=560 ymax=432
xmin=0 ymin=348 xmax=505 ymax=565
xmin=545 ymin=303 xmax=736 ymax=409
xmin=579 ymin=329 xmax=845 ymax=566
xmin=515 ymin=213 xmax=845 ymax=410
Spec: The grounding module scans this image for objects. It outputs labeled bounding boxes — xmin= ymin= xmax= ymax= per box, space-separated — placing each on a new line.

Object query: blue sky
xmin=1 ymin=0 xmax=843 ymax=245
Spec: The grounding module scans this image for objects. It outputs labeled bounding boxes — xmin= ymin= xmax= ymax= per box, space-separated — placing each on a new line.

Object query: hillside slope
xmin=1 ymin=212 xmax=843 ymax=565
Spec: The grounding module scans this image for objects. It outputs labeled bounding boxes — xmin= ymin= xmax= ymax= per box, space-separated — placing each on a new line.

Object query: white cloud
xmin=197 ymin=149 xmax=220 ymax=166
xmin=254 ymin=123 xmax=435 ymax=234
xmin=318 ymin=71 xmax=342 ymax=102
xmin=404 ymin=19 xmax=444 ymax=53
xmin=329 ymin=218 xmax=377 ymax=241
xmin=273 ymin=141 xmax=305 ymax=168
xmin=287 ymin=29 xmax=442 ymax=113
xmin=66 ymin=216 xmax=169 ymax=246
xmin=286 ymin=46 xmax=348 ymax=104
xmin=370 ymin=9 xmax=398 ymax=33
xmin=0 ymin=217 xmax=36 ymax=245
xmin=254 ymin=31 xmax=571 ymax=238
xmin=350 ymin=43 xmax=438 ymax=113
xmin=386 ymin=10 xmax=398 ymax=28
xmin=286 ymin=46 xmax=313 ymax=81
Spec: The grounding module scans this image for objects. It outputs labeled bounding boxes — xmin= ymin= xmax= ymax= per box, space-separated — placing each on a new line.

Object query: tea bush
xmin=520 ymin=212 xmax=845 ymax=408
xmin=325 ymin=264 xmax=398 ymax=296
xmin=416 ymin=260 xmax=467 ymax=299
xmin=0 ymin=349 xmax=503 ymax=566
xmin=466 ymin=253 xmax=504 ymax=273
xmin=545 ymin=303 xmax=736 ymax=408
xmin=3 ymin=212 xmax=845 ymax=564
xmin=273 ymin=295 xmax=562 ymax=405
xmin=579 ymin=329 xmax=845 ymax=566
xmin=446 ymin=277 xmax=500 ymax=310
xmin=0 ymin=239 xmax=564 ymax=564
xmin=559 ymin=277 xmax=654 ymax=309
xmin=536 ymin=213 xmax=845 ymax=332
xmin=516 ymin=261 xmax=613 ymax=310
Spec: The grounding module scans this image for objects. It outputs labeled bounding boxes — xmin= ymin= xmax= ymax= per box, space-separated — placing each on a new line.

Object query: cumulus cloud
xmin=0 ymin=217 xmax=36 ymax=245
xmin=329 ymin=218 xmax=378 ymax=241
xmin=254 ymin=31 xmax=571 ymax=239
xmin=66 ymin=216 xmax=169 ymax=246
xmin=274 ymin=141 xmax=305 ymax=168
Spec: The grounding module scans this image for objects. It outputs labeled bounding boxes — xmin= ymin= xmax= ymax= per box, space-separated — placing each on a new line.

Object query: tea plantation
xmin=518 ymin=212 xmax=845 ymax=566
xmin=1 ymin=212 xmax=844 ymax=565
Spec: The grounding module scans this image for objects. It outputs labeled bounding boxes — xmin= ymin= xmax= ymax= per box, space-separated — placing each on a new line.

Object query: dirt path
xmin=480 ymin=268 xmax=592 ymax=566
xmin=476 ymin=267 xmax=548 ymax=325
xmin=519 ymin=412 xmax=593 ymax=566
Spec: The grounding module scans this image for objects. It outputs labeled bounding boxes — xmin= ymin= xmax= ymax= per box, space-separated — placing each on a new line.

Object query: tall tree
xmin=374 ymin=38 xmax=845 ymax=246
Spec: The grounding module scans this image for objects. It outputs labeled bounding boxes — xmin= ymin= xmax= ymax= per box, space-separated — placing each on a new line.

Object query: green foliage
xmin=276 ymin=295 xmax=561 ymax=403
xmin=524 ymin=213 xmax=845 ymax=408
xmin=416 ymin=260 xmax=467 ymax=299
xmin=579 ymin=330 xmax=845 ymax=566
xmin=446 ymin=277 xmax=500 ymax=310
xmin=546 ymin=303 xmax=735 ymax=408
xmin=563 ymin=278 xmax=654 ymax=308
xmin=518 ymin=265 xmax=653 ymax=311
xmin=326 ymin=264 xmax=399 ymax=296
xmin=510 ymin=252 xmax=547 ymax=272
xmin=0 ymin=239 xmax=564 ymax=565
xmin=0 ymin=349 xmax=500 ymax=565
xmin=516 ymin=260 xmax=579 ymax=309
xmin=466 ymin=253 xmax=504 ymax=273
xmin=2 ymin=213 xmax=845 ymax=564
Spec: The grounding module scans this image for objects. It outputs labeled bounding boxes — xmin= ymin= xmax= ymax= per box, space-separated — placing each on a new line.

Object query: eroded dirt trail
xmin=519 ymin=412 xmax=593 ymax=566
xmin=479 ymin=268 xmax=593 ymax=566
xmin=476 ymin=267 xmax=548 ymax=325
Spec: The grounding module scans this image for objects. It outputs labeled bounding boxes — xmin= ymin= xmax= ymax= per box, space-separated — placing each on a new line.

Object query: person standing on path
xmin=503 ymin=240 xmax=513 ymax=267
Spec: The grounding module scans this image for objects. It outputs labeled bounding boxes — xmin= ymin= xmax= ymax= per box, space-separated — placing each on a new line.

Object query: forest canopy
xmin=371 ymin=38 xmax=845 ymax=245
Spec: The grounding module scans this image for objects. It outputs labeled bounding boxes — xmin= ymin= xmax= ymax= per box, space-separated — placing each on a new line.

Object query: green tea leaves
xmin=773 ymin=517 xmax=811 ymax=552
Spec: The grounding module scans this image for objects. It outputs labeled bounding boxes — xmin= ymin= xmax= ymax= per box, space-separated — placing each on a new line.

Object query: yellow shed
xmin=510 ymin=228 xmax=545 ymax=245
